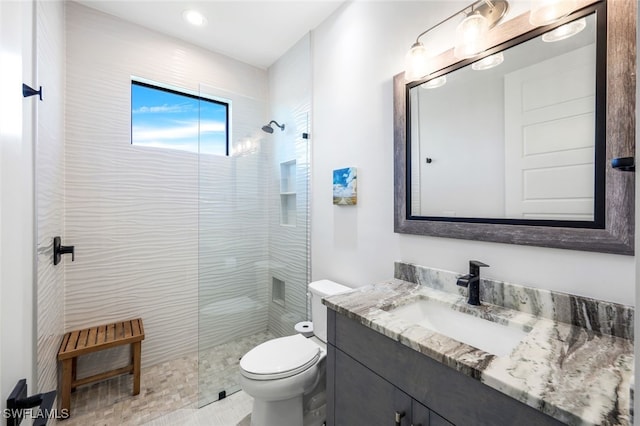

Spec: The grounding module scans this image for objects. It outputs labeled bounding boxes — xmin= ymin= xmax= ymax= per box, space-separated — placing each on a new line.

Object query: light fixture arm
xmin=413 ymin=0 xmax=508 ymax=44
xmin=414 ymin=0 xmax=491 ymax=44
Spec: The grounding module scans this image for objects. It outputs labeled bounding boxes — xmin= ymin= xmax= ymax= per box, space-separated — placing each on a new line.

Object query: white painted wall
xmin=0 ymin=0 xmax=35 ymax=407
xmin=311 ymin=1 xmax=634 ymax=306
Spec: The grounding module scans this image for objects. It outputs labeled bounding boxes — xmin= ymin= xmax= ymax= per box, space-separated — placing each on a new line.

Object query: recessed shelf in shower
xmin=272 ymin=277 xmax=286 ymax=307
xmin=280 ymin=160 xmax=297 ymax=226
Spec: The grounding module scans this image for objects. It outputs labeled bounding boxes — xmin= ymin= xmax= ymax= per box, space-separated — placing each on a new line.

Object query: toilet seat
xmin=240 ymin=334 xmax=321 ymax=380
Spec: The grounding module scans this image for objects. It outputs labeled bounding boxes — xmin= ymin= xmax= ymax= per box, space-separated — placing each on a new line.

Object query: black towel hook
xmin=22 ymin=83 xmax=43 ymax=101
xmin=53 ymin=236 xmax=75 ymax=265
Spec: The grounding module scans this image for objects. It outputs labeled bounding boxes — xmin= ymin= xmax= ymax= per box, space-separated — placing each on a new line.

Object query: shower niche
xmin=280 ymin=160 xmax=297 ymax=226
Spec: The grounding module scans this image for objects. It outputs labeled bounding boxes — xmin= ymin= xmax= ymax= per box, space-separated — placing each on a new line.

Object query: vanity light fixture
xmin=542 ymin=17 xmax=586 ymax=42
xmin=454 ymin=13 xmax=490 ymax=59
xmin=471 ymin=52 xmax=504 ymax=70
xmin=182 ymin=9 xmax=207 ymax=27
xmin=420 ymin=76 xmax=447 ymax=89
xmin=529 ymin=0 xmax=578 ymax=27
xmin=405 ymin=0 xmax=509 ymax=82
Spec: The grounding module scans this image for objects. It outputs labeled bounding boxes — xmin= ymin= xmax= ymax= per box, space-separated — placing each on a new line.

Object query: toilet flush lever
xmin=53 ymin=236 xmax=75 ymax=265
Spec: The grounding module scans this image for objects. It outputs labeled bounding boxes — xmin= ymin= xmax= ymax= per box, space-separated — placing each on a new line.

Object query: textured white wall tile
xmin=267 ymin=35 xmax=312 ymax=337
xmin=65 ymin=3 xmax=268 ymax=376
xmin=36 ymin=0 xmax=65 ymax=395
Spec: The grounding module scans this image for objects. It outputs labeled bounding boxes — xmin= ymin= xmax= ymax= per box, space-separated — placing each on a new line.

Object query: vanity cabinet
xmin=326 ymin=309 xmax=564 ymax=426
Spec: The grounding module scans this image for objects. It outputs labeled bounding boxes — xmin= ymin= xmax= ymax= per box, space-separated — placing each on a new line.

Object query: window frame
xmin=130 ymin=78 xmax=230 ymax=156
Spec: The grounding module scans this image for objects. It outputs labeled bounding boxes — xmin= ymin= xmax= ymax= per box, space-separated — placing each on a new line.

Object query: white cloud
xmin=132 ymin=120 xmax=226 ymax=142
xmin=132 ymin=102 xmax=193 ymax=114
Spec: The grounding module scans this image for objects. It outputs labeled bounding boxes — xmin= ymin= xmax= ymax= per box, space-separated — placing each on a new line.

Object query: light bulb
xmin=472 ymin=52 xmax=504 ymax=70
xmin=420 ymin=76 xmax=447 ymax=89
xmin=529 ymin=0 xmax=578 ymax=27
xmin=404 ymin=42 xmax=431 ymax=82
xmin=454 ymin=14 xmax=489 ymax=60
xmin=542 ymin=17 xmax=586 ymax=42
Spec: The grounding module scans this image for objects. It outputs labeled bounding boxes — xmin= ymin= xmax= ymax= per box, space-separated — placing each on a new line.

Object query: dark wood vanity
xmin=325 ymin=309 xmax=564 ymax=426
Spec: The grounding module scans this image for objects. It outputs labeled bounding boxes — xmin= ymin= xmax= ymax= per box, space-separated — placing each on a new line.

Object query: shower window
xmin=131 ymin=79 xmax=229 ymax=155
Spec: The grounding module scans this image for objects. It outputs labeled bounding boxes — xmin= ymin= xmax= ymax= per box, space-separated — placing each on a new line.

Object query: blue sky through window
xmin=131 ymin=81 xmax=228 ymax=155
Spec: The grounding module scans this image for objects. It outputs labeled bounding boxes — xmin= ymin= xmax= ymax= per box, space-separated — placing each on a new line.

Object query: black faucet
xmin=456 ymin=260 xmax=489 ymax=306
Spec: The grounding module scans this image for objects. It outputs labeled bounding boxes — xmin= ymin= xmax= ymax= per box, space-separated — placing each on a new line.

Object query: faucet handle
xmin=469 ymin=260 xmax=489 ymax=275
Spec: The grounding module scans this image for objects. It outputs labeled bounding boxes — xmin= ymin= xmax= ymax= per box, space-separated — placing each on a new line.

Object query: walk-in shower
xmin=197 ymin=85 xmax=310 ymax=407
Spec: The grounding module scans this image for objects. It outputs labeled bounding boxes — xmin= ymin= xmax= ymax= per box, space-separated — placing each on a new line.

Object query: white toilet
xmin=239 ymin=280 xmax=351 ymax=426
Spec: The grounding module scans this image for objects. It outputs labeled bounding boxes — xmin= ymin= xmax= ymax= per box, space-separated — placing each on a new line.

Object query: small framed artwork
xmin=333 ymin=167 xmax=357 ymax=205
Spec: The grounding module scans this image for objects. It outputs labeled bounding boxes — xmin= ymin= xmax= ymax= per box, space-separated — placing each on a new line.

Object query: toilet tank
xmin=308 ymin=280 xmax=351 ymax=342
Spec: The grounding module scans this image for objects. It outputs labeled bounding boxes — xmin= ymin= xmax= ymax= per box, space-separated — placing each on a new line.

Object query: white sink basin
xmin=387 ymin=298 xmax=529 ymax=357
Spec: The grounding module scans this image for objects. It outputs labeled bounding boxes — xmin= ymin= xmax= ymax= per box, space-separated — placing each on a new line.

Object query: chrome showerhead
xmin=262 ymin=120 xmax=285 ymax=133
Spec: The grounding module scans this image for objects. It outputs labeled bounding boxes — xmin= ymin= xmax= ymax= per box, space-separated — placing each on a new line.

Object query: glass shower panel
xmin=197 ymin=82 xmax=310 ymax=408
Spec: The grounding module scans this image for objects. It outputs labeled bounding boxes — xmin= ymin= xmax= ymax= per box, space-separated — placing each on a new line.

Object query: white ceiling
xmin=75 ymin=0 xmax=345 ymax=69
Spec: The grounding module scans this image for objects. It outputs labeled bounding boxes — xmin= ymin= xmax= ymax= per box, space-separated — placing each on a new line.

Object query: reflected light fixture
xmin=421 ymin=76 xmax=447 ymax=89
xmin=471 ymin=52 xmax=504 ymax=70
xmin=542 ymin=17 xmax=586 ymax=42
xmin=182 ymin=9 xmax=207 ymax=26
xmin=529 ymin=0 xmax=578 ymax=27
xmin=405 ymin=0 xmax=508 ymax=82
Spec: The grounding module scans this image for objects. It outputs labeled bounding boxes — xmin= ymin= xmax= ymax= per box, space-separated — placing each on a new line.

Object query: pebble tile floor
xmin=61 ymin=332 xmax=275 ymax=425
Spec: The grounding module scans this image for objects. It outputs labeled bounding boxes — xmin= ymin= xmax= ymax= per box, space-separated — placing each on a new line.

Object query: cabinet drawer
xmin=412 ymin=400 xmax=454 ymax=426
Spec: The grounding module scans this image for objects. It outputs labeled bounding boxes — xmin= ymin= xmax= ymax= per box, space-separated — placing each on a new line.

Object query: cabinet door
xmin=412 ymin=400 xmax=431 ymax=426
xmin=412 ymin=399 xmax=454 ymax=426
xmin=333 ymin=349 xmax=412 ymax=426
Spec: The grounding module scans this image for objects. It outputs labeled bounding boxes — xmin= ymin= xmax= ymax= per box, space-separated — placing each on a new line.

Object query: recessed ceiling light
xmin=182 ymin=9 xmax=207 ymax=27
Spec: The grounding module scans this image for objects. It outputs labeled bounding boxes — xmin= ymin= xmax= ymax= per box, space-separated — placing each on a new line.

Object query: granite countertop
xmin=323 ymin=279 xmax=634 ymax=426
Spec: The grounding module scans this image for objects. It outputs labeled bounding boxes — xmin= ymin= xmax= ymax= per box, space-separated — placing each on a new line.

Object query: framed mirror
xmin=394 ymin=0 xmax=635 ymax=255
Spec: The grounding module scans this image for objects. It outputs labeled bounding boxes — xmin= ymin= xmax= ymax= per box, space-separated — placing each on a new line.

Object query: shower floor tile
xmin=198 ymin=330 xmax=276 ymax=407
xmin=62 ymin=331 xmax=275 ymax=425
xmin=63 ymin=353 xmax=198 ymax=425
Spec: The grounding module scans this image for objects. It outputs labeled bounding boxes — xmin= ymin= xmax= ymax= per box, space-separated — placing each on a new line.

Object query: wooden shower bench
xmin=57 ymin=318 xmax=144 ymax=416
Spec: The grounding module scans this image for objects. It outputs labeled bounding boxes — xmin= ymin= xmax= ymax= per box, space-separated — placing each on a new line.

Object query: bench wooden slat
xmin=67 ymin=330 xmax=80 ymax=352
xmin=132 ymin=319 xmax=141 ymax=337
xmin=124 ymin=320 xmax=132 ymax=339
xmin=96 ymin=325 xmax=106 ymax=345
xmin=88 ymin=326 xmax=98 ymax=347
xmin=60 ymin=333 xmax=70 ymax=354
xmin=76 ymin=329 xmax=89 ymax=350
xmin=107 ymin=323 xmax=115 ymax=343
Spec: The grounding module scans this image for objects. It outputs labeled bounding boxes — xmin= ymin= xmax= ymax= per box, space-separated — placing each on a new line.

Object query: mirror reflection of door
xmin=504 ymin=45 xmax=596 ymax=221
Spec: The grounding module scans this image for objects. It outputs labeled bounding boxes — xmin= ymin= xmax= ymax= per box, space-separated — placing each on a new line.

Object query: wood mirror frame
xmin=393 ymin=0 xmax=635 ymax=255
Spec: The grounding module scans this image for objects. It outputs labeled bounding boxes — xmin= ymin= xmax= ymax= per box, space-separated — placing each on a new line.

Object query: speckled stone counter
xmin=323 ymin=263 xmax=634 ymax=426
